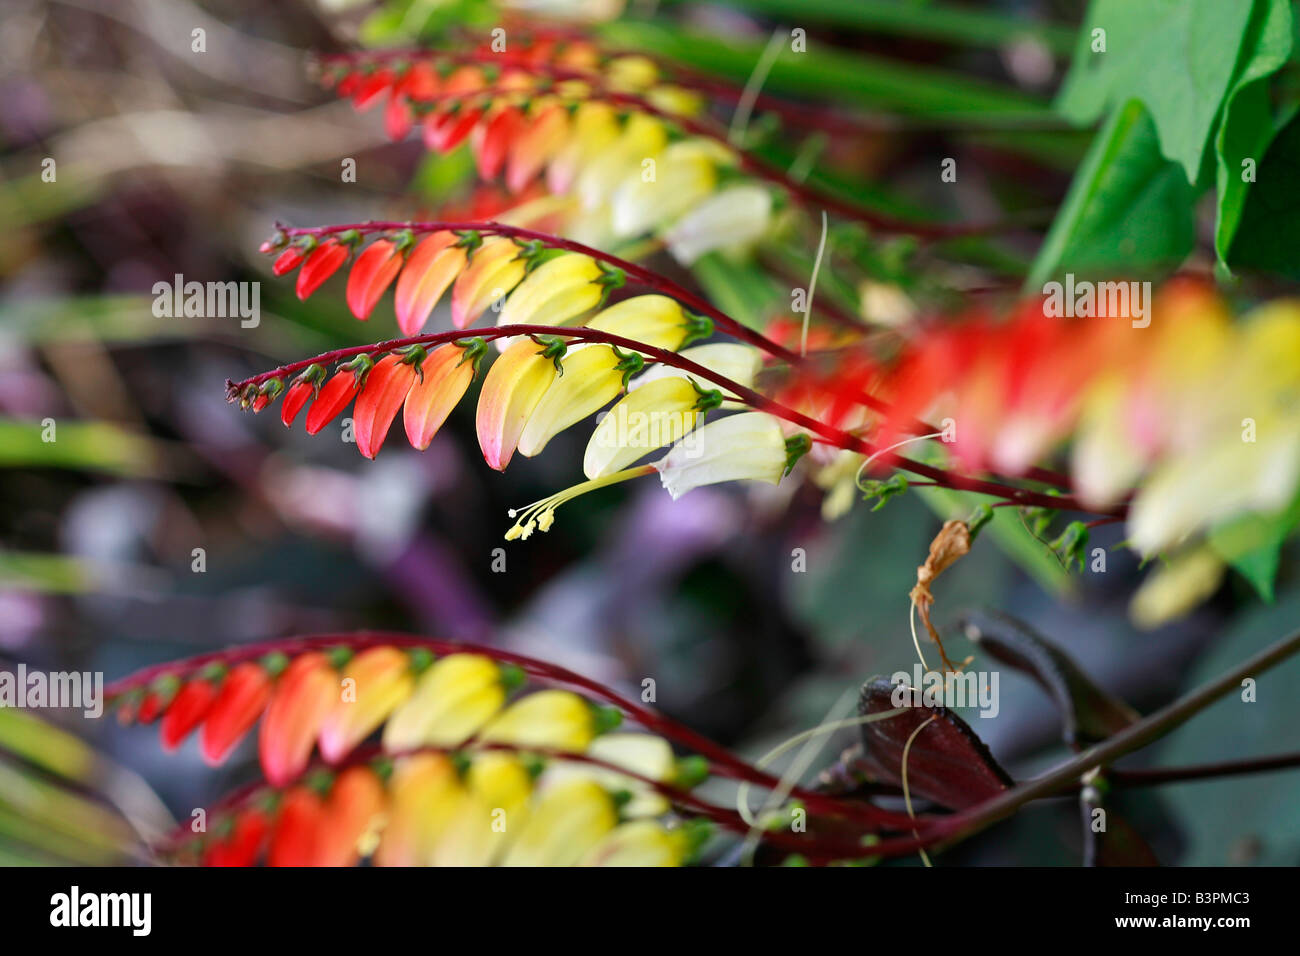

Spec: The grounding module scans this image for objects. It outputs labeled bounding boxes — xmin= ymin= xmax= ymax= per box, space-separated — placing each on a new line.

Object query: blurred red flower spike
xmin=159 ymin=679 xmax=218 ymax=751
xmin=314 ymin=767 xmax=386 ymax=866
xmin=346 ymin=239 xmax=403 ymax=320
xmin=272 ymin=246 xmax=307 ymax=277
xmin=475 ymin=107 xmax=524 ymax=181
xmin=354 ymin=353 xmax=419 ymax=459
xmin=427 ymin=107 xmax=483 ymax=153
xmin=280 ymin=379 xmax=315 ymax=427
xmin=200 ymin=662 xmax=272 ymax=766
xmin=352 ymin=70 xmax=394 ymax=110
xmin=296 ymin=240 xmax=349 ymax=300
xmin=268 ymin=787 xmax=324 ymax=867
xmin=204 ymin=808 xmax=271 ymax=867
xmin=259 ymin=652 xmax=337 ymax=788
xmin=304 ymin=369 xmax=362 ymax=435
xmin=397 ymin=61 xmax=440 ymax=102
xmin=384 ymin=94 xmax=414 ymax=141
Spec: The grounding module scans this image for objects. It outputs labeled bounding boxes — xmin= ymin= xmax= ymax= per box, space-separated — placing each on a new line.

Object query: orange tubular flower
xmin=259 ymin=652 xmax=338 ymax=787
xmin=313 ymin=767 xmax=387 ymax=866
xmin=200 ymin=661 xmax=274 ymax=766
xmin=279 ymin=370 xmax=320 ymax=428
xmin=507 ymin=103 xmax=570 ymax=193
xmin=346 ymin=239 xmax=405 ymax=320
xmin=451 ymin=236 xmax=527 ymax=328
xmin=393 ymin=232 xmax=463 ymax=335
xmin=317 ymin=647 xmax=416 ymax=764
xmin=268 ymin=787 xmax=324 ymax=867
xmin=158 ymin=677 xmax=219 ymax=751
xmin=296 ymin=239 xmax=350 ymax=300
xmin=404 ymin=342 xmax=479 ymax=451
xmin=353 ymin=352 xmax=420 ymax=459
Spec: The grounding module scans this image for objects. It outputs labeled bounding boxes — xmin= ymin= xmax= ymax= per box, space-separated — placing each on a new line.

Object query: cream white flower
xmin=654 ymin=411 xmax=788 ymax=500
xmin=664 ymin=185 xmax=772 ymax=265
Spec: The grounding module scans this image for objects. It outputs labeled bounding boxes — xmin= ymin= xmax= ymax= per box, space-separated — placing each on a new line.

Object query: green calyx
xmin=454 ymin=230 xmax=484 ymax=256
xmin=783 ymin=434 xmax=812 ymax=475
xmin=259 ymin=652 xmax=290 ymax=679
xmin=590 ymin=704 xmax=624 ymax=735
xmin=680 ymin=313 xmax=714 ymax=347
xmin=673 ymin=755 xmax=710 ymax=790
xmin=1050 ymin=520 xmax=1090 ymax=572
xmin=689 ymin=380 xmax=724 ymax=412
xmin=454 ymin=337 xmax=489 ymax=376
xmin=395 ymin=345 xmax=429 ymax=383
xmin=339 ymin=353 xmax=376 ymax=387
xmin=258 ymin=378 xmax=285 ymax=402
xmin=611 ymin=346 xmax=645 ymax=388
xmin=860 ymin=473 xmax=908 ymax=511
xmin=531 ymin=334 xmax=569 ymax=374
xmin=294 ymin=363 xmax=328 ymax=396
xmin=407 ymin=647 xmax=435 ymax=675
xmin=966 ymin=503 xmax=994 ymax=541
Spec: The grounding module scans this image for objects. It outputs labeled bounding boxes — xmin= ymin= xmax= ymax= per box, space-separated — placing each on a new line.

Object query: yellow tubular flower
xmin=382 ymin=654 xmax=506 ymax=752
xmin=373 ymin=753 xmax=465 ymax=866
xmin=432 ymin=752 xmax=533 ymax=866
xmin=544 ymin=732 xmax=675 ymax=817
xmin=585 ymin=294 xmax=702 ymax=351
xmin=451 ymin=237 xmax=528 ymax=329
xmin=1130 ymin=547 xmax=1227 ymax=630
xmin=548 ymin=102 xmax=620 ymax=195
xmin=581 ymin=820 xmax=689 ymax=866
xmin=611 ymin=139 xmax=722 ymax=238
xmin=653 ymin=412 xmax=789 ymax=500
xmin=517 ymin=344 xmax=631 ymax=458
xmin=478 ymin=689 xmax=598 ymax=751
xmin=630 ymin=342 xmax=763 ymax=402
xmin=584 ymin=376 xmax=716 ymax=479
xmin=576 ymin=114 xmax=668 ymax=212
xmin=317 ymin=647 xmax=415 ymax=764
xmin=476 ymin=336 xmax=564 ymax=471
xmin=498 ymin=253 xmax=606 ymax=330
xmin=500 ymin=779 xmax=618 ymax=866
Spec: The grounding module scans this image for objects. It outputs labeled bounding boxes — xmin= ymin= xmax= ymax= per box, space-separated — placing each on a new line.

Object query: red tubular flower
xmin=272 ymin=245 xmax=307 ymax=277
xmin=353 ymin=353 xmax=420 ymax=459
xmin=136 ymin=692 xmax=163 ymax=724
xmin=280 ymin=379 xmax=315 ymax=428
xmin=304 ymin=367 xmax=364 ymax=435
xmin=159 ymin=677 xmax=219 ymax=751
xmin=268 ymin=787 xmax=324 ymax=867
xmin=314 ymin=767 xmax=386 ymax=866
xmin=200 ymin=661 xmax=274 ymax=766
xmin=426 ymin=106 xmax=484 ymax=154
xmin=260 ymin=652 xmax=338 ymax=787
xmin=204 ymin=808 xmax=271 ymax=867
xmin=474 ymin=106 xmax=525 ymax=181
xmin=296 ymin=239 xmax=350 ymax=300
xmin=345 ymin=239 xmax=404 ymax=320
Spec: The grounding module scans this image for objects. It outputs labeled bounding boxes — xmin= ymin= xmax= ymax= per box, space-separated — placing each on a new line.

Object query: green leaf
xmin=1026 ymin=100 xmax=1197 ymax=289
xmin=0 ymin=418 xmax=162 ymax=477
xmin=1055 ymin=0 xmax=1258 ymax=183
xmin=691 ymin=252 xmax=783 ymax=331
xmin=656 ymin=0 xmax=1077 ymax=55
xmin=1214 ymin=0 xmax=1295 ymax=270
xmin=600 ymin=23 xmax=1051 ymax=121
xmin=1226 ymin=111 xmax=1300 ymax=278
xmin=1207 ymin=488 xmax=1300 ymax=602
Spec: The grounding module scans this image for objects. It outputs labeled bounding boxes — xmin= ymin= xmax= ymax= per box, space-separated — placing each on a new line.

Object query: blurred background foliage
xmin=1 ymin=0 xmax=1297 ymax=865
